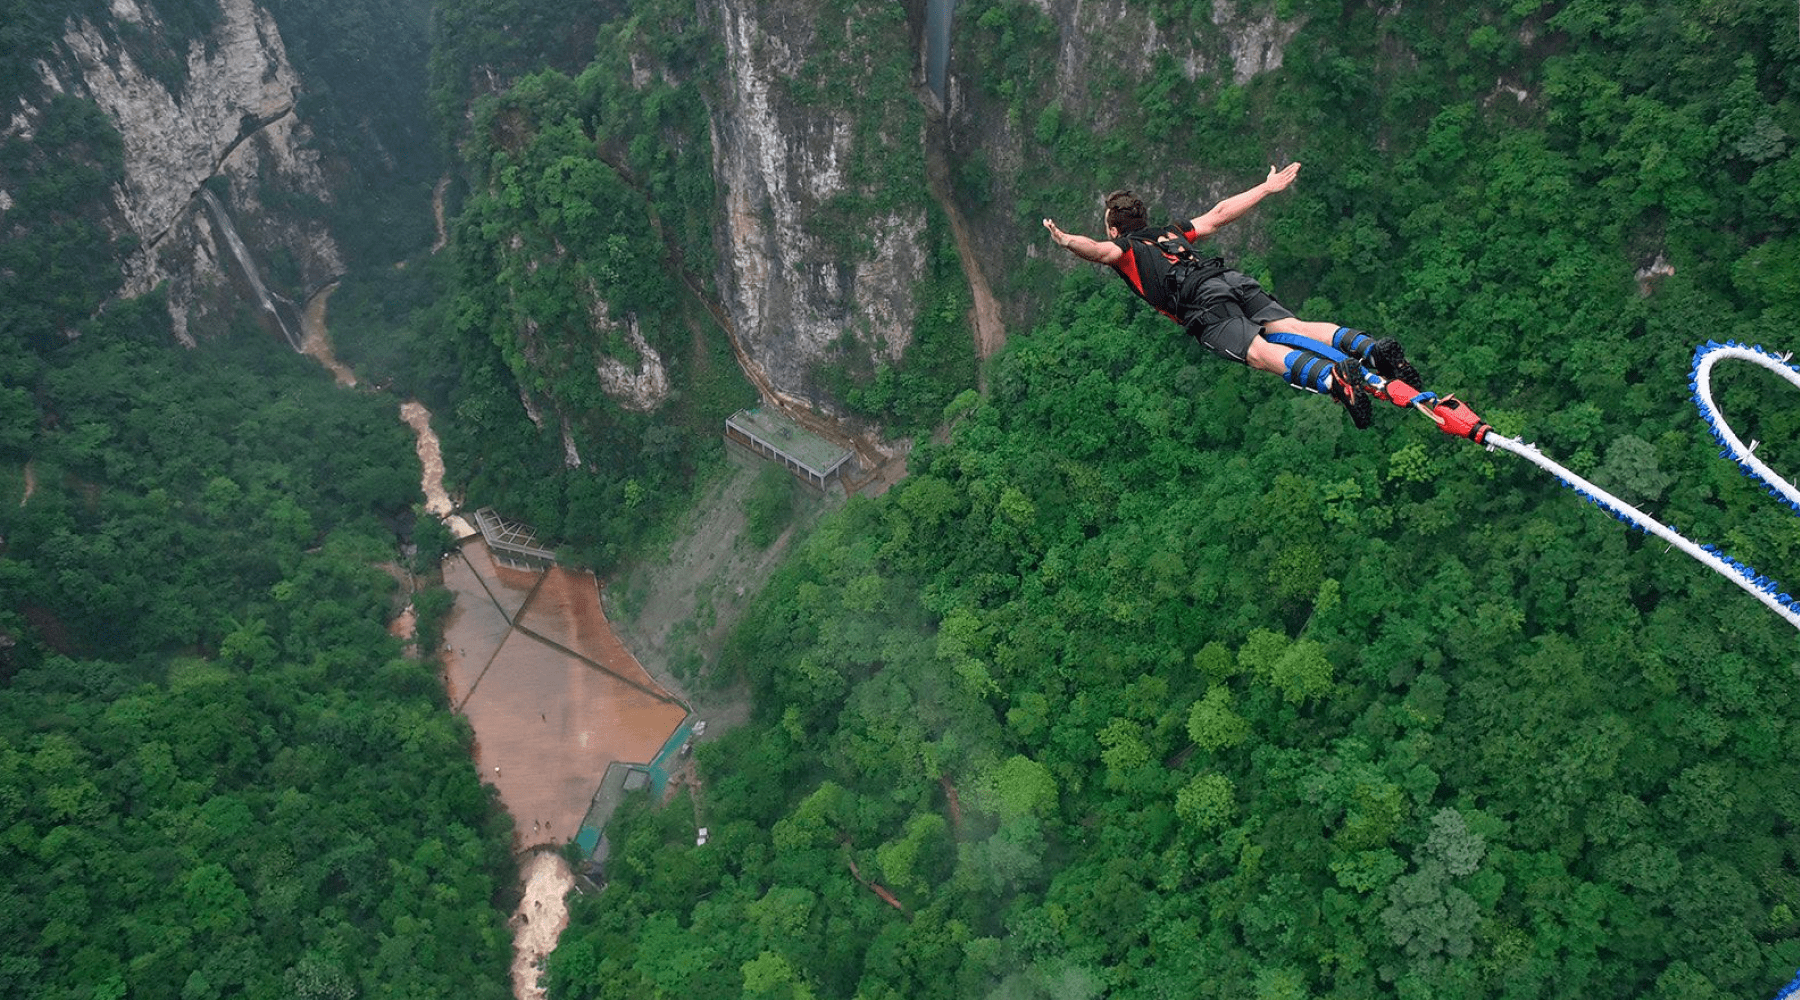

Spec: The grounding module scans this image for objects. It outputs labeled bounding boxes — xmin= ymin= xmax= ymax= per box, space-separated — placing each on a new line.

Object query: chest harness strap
xmin=1130 ymin=230 xmax=1227 ymax=304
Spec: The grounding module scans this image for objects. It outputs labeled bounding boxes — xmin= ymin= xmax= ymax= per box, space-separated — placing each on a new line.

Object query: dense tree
xmin=552 ymin=2 xmax=1800 ymax=993
xmin=0 ymin=288 xmax=515 ymax=995
xmin=10 ymin=0 xmax=1800 ymax=997
xmin=422 ymin=3 xmax=763 ymax=571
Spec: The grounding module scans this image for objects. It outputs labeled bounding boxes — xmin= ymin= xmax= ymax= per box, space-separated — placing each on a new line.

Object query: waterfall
xmin=924 ymin=0 xmax=954 ymax=103
xmin=199 ymin=187 xmax=303 ymax=351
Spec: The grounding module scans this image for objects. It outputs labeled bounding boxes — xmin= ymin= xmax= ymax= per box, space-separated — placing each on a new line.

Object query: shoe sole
xmin=1331 ymin=362 xmax=1374 ymax=429
xmin=1370 ymin=339 xmax=1423 ymax=388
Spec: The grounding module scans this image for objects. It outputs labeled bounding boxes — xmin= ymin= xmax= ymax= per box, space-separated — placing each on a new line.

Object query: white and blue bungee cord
xmin=1471 ymin=340 xmax=1800 ymax=632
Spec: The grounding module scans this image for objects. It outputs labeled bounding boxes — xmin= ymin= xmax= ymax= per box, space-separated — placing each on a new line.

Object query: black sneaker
xmin=1329 ymin=360 xmax=1374 ymax=429
xmin=1368 ymin=338 xmax=1423 ymax=388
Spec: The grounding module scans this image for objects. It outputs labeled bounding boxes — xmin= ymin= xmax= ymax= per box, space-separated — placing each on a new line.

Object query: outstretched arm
xmin=1188 ymin=162 xmax=1301 ymax=239
xmin=1043 ymin=218 xmax=1123 ymax=265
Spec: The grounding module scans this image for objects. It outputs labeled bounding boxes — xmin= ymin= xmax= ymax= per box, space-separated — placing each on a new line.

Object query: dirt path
xmin=510 ymin=850 xmax=574 ymax=1000
xmin=19 ymin=459 xmax=33 ymax=506
xmin=924 ymin=127 xmax=1006 ymax=382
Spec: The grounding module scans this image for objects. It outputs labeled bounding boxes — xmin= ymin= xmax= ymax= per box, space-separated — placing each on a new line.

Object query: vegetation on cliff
xmin=0 ymin=95 xmax=128 ymax=352
xmin=412 ymin=0 xmax=981 ymax=566
xmin=1 ymin=4 xmax=513 ymax=997
xmin=431 ymin=37 xmax=755 ymax=570
xmin=551 ymin=1 xmax=1800 ymax=998
xmin=4 ymin=0 xmax=1799 ymax=997
xmin=259 ymin=0 xmax=444 ymax=266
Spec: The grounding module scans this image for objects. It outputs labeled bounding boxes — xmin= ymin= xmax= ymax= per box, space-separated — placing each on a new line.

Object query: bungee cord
xmin=1394 ymin=340 xmax=1799 ymax=998
xmin=1690 ymin=341 xmax=1800 ymax=516
xmin=1483 ymin=428 xmax=1800 ymax=632
xmin=1404 ymin=340 xmax=1800 ymax=634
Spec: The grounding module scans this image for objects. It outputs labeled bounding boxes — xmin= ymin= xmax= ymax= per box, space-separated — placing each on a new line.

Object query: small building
xmin=473 ymin=507 xmax=557 ymax=570
xmin=725 ymin=408 xmax=852 ymax=491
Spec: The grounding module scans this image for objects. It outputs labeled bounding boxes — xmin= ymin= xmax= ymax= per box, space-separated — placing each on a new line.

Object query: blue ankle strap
xmin=1331 ymin=326 xmax=1375 ymax=359
xmin=1282 ymin=349 xmax=1337 ymax=394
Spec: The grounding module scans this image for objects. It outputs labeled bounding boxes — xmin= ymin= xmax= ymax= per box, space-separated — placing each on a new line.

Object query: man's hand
xmin=1190 ymin=161 xmax=1303 ymax=238
xmin=1263 ymin=162 xmax=1301 ymax=193
xmin=1043 ymin=218 xmax=1122 ymax=264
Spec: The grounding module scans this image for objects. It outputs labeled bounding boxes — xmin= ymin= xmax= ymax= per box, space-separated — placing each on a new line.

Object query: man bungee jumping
xmin=1042 ymin=163 xmax=1422 ymax=429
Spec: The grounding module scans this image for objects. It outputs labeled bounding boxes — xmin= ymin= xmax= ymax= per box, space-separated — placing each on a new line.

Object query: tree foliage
xmin=554 ymin=5 xmax=1800 ymax=997
xmin=9 ymin=0 xmax=1800 ymax=997
xmin=0 ymin=297 xmax=514 ymax=996
xmin=418 ymin=0 xmax=764 ymax=572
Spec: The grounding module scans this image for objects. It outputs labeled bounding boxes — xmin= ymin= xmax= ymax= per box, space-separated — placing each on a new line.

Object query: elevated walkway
xmin=473 ymin=507 xmax=557 ymax=570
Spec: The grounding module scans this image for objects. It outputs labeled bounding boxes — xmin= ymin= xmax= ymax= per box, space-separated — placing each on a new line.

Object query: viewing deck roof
xmin=725 ymin=408 xmax=852 ymax=488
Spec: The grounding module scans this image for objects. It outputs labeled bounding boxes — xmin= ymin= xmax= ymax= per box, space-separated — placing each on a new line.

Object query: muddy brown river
xmin=304 ymin=280 xmax=663 ymax=1000
xmin=397 ymin=404 xmax=683 ymax=1000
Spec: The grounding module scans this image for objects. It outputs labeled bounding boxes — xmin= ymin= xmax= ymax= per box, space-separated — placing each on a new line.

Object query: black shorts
xmin=1180 ymin=270 xmax=1294 ymax=363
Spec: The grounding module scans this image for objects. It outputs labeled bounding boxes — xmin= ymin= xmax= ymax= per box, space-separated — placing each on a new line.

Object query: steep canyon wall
xmin=11 ymin=0 xmax=343 ymax=342
xmin=8 ymin=0 xmax=1302 ymax=422
xmin=697 ymin=0 xmax=1302 ymax=412
xmin=704 ymin=0 xmax=929 ymax=413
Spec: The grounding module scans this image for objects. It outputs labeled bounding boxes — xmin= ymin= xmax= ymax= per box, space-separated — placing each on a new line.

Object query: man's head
xmin=1104 ymin=190 xmax=1147 ymax=235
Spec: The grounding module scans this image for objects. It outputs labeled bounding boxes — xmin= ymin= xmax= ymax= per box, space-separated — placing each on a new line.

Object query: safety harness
xmin=1126 ymin=228 xmax=1227 ymax=308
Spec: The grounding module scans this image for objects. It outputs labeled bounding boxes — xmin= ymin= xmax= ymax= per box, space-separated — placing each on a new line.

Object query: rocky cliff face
xmin=18 ymin=0 xmax=342 ymax=342
xmin=7 ymin=0 xmax=1301 ymax=410
xmin=704 ymin=0 xmax=929 ymax=415
xmin=937 ymin=0 xmax=1305 ymax=308
xmin=696 ymin=0 xmax=1301 ymax=411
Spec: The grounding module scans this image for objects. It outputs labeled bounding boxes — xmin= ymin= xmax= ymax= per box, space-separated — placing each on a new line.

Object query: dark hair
xmin=1104 ymin=190 xmax=1147 ymax=233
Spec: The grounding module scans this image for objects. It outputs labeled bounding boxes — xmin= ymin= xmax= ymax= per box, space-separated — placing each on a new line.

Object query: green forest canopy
xmin=1 ymin=1 xmax=519 ymax=996
xmin=4 ymin=0 xmax=1800 ymax=997
xmin=539 ymin=1 xmax=1800 ymax=999
xmin=554 ymin=272 xmax=1800 ymax=999
xmin=0 ymin=298 xmax=517 ymax=999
